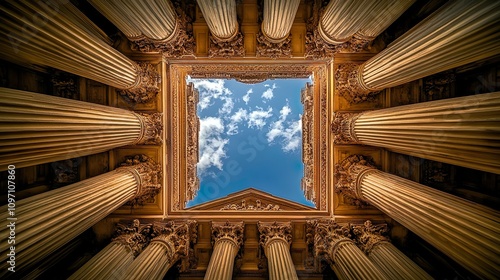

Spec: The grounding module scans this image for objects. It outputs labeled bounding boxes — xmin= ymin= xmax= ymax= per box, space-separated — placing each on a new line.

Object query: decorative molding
xmin=51 ymin=72 xmax=79 ymax=99
xmin=119 ymin=154 xmax=162 ymax=206
xmin=305 ymin=220 xmax=317 ymax=269
xmin=301 ymin=84 xmax=315 ymax=204
xmin=258 ymin=221 xmax=293 ymax=250
xmin=351 ymin=220 xmax=390 ymax=254
xmin=118 ymin=62 xmax=161 ymax=104
xmin=331 ymin=112 xmax=361 ymax=144
xmin=334 ymin=155 xmax=376 ymax=206
xmin=112 ymin=219 xmax=154 ymax=257
xmin=186 ymin=83 xmax=200 ymax=202
xmin=335 ymin=63 xmax=378 ymax=104
xmin=313 ymin=219 xmax=352 ymax=263
xmin=220 ymin=199 xmax=282 ymax=211
xmin=133 ymin=112 xmax=163 ymax=145
xmin=208 ymin=32 xmax=245 ymax=58
xmin=318 ymin=66 xmax=328 ymax=211
xmin=256 ymin=32 xmax=292 ymax=59
xmin=211 ymin=221 xmax=245 ymax=248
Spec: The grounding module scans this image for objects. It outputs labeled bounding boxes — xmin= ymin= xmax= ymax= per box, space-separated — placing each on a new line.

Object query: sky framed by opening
xmin=185 ymin=78 xmax=314 ymax=208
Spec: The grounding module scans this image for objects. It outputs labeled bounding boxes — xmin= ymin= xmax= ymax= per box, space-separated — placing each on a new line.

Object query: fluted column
xmin=352 ymin=220 xmax=432 ymax=279
xmin=0 ymin=88 xmax=162 ymax=170
xmin=312 ymin=220 xmax=386 ymax=280
xmin=0 ymin=155 xmax=161 ymax=277
xmin=204 ymin=221 xmax=244 ymax=280
xmin=0 ymin=0 xmax=160 ymax=101
xmin=332 ymin=92 xmax=500 ymax=174
xmin=123 ymin=220 xmax=197 ymax=280
xmin=197 ymin=0 xmax=238 ymax=41
xmin=336 ymin=0 xmax=500 ymax=102
xmin=70 ymin=220 xmax=153 ymax=280
xmin=261 ymin=0 xmax=300 ymax=43
xmin=258 ymin=222 xmax=298 ymax=280
xmin=336 ymin=155 xmax=500 ymax=279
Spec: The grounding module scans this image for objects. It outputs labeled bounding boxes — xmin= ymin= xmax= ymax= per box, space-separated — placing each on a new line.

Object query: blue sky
xmin=186 ymin=78 xmax=315 ymax=208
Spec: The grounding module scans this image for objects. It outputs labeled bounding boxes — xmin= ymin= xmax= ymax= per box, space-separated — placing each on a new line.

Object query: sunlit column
xmin=0 ymin=155 xmax=161 ymax=277
xmin=0 ymin=88 xmax=162 ymax=170
xmin=197 ymin=0 xmax=239 ymax=41
xmin=204 ymin=221 xmax=244 ymax=280
xmin=336 ymin=155 xmax=500 ymax=279
xmin=123 ymin=220 xmax=197 ymax=280
xmin=261 ymin=0 xmax=300 ymax=43
xmin=332 ymin=92 xmax=500 ymax=174
xmin=352 ymin=221 xmax=432 ymax=279
xmin=336 ymin=0 xmax=500 ymax=102
xmin=0 ymin=0 xmax=160 ymax=101
xmin=258 ymin=222 xmax=298 ymax=280
xmin=69 ymin=220 xmax=153 ymax=280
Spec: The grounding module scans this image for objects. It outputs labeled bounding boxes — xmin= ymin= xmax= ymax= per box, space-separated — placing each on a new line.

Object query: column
xmin=0 ymin=88 xmax=162 ymax=170
xmin=69 ymin=220 xmax=153 ymax=280
xmin=0 ymin=0 xmax=160 ymax=101
xmin=205 ymin=221 xmax=244 ymax=280
xmin=197 ymin=0 xmax=239 ymax=41
xmin=123 ymin=220 xmax=197 ymax=280
xmin=258 ymin=222 xmax=298 ymax=280
xmin=261 ymin=0 xmax=300 ymax=43
xmin=0 ymin=155 xmax=161 ymax=276
xmin=352 ymin=220 xmax=432 ymax=279
xmin=336 ymin=0 xmax=500 ymax=102
xmin=335 ymin=155 xmax=500 ymax=279
xmin=332 ymin=92 xmax=500 ymax=174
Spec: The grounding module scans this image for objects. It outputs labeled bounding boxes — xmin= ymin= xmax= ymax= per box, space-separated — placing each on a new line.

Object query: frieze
xmin=220 ymin=199 xmax=282 ymax=211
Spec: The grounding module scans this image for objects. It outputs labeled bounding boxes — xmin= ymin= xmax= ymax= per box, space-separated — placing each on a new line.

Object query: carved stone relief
xmin=186 ymin=83 xmax=200 ymax=202
xmin=256 ymin=32 xmax=292 ymax=59
xmin=301 ymin=83 xmax=315 ymax=204
xmin=220 ymin=200 xmax=282 ymax=211
xmin=117 ymin=62 xmax=161 ymax=104
xmin=209 ymin=32 xmax=245 ymax=58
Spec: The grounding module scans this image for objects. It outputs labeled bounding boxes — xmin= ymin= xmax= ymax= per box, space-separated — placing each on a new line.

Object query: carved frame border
xmin=166 ymin=60 xmax=331 ymax=217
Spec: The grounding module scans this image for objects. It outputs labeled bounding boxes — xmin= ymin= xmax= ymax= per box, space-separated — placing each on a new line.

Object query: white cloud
xmin=248 ymin=107 xmax=273 ymax=129
xmin=188 ymin=79 xmax=233 ymax=114
xmin=266 ymin=103 xmax=302 ymax=152
xmin=219 ymin=96 xmax=234 ymax=115
xmin=262 ymin=88 xmax=273 ymax=100
xmin=198 ymin=117 xmax=229 ymax=175
xmin=227 ymin=108 xmax=248 ymax=135
xmin=243 ymin=88 xmax=252 ymax=104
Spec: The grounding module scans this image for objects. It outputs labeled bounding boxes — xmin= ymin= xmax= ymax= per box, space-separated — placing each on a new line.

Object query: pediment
xmin=187 ymin=188 xmax=315 ymax=211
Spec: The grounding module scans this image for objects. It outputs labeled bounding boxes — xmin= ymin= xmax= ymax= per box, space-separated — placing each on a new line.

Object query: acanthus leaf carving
xmin=335 ymin=63 xmax=379 ymax=104
xmin=313 ymin=219 xmax=352 ymax=263
xmin=220 ymin=199 xmax=282 ymax=211
xmin=258 ymin=221 xmax=293 ymax=250
xmin=256 ymin=32 xmax=292 ymax=59
xmin=133 ymin=112 xmax=163 ymax=145
xmin=331 ymin=112 xmax=361 ymax=144
xmin=118 ymin=62 xmax=161 ymax=104
xmin=334 ymin=155 xmax=376 ymax=207
xmin=112 ymin=219 xmax=154 ymax=257
xmin=351 ymin=220 xmax=389 ymax=254
xmin=208 ymin=32 xmax=245 ymax=58
xmin=211 ymin=221 xmax=244 ymax=248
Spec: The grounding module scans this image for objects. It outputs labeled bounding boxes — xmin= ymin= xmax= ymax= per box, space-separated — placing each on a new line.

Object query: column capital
xmin=335 ymin=63 xmax=379 ymax=103
xmin=312 ymin=220 xmax=352 ymax=263
xmin=209 ymin=32 xmax=245 ymax=58
xmin=112 ymin=219 xmax=154 ymax=257
xmin=351 ymin=220 xmax=390 ymax=254
xmin=331 ymin=112 xmax=362 ymax=144
xmin=118 ymin=154 xmax=162 ymax=206
xmin=133 ymin=113 xmax=163 ymax=145
xmin=118 ymin=62 xmax=161 ymax=104
xmin=211 ymin=221 xmax=245 ymax=249
xmin=258 ymin=221 xmax=292 ymax=250
xmin=334 ymin=155 xmax=377 ymax=202
xmin=151 ymin=220 xmax=198 ymax=263
xmin=256 ymin=32 xmax=292 ymax=59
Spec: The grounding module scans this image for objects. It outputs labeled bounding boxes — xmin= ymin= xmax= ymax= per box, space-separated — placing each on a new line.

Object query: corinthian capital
xmin=133 ymin=112 xmax=163 ymax=145
xmin=335 ymin=63 xmax=379 ymax=103
xmin=351 ymin=220 xmax=390 ymax=254
xmin=313 ymin=220 xmax=351 ymax=262
xmin=118 ymin=62 xmax=161 ymax=104
xmin=118 ymin=154 xmax=162 ymax=205
xmin=152 ymin=220 xmax=198 ymax=260
xmin=211 ymin=221 xmax=245 ymax=248
xmin=331 ymin=112 xmax=362 ymax=144
xmin=334 ymin=155 xmax=377 ymax=201
xmin=258 ymin=221 xmax=293 ymax=250
xmin=112 ymin=219 xmax=153 ymax=257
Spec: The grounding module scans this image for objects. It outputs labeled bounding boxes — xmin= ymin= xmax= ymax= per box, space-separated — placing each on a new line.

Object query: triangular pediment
xmin=187 ymin=188 xmax=315 ymax=211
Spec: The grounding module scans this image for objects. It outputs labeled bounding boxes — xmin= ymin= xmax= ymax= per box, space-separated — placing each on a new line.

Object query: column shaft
xmin=124 ymin=241 xmax=175 ymax=280
xmin=204 ymin=239 xmax=238 ymax=280
xmin=0 ymin=88 xmax=161 ymax=170
xmin=197 ymin=0 xmax=238 ymax=41
xmin=333 ymin=91 xmax=500 ymax=174
xmin=266 ymin=239 xmax=298 ymax=280
xmin=88 ymin=0 xmax=177 ymax=41
xmin=261 ymin=0 xmax=300 ymax=43
xmin=332 ymin=241 xmax=386 ymax=280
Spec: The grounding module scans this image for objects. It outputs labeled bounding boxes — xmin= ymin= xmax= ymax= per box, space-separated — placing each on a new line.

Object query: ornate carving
xmin=50 ymin=158 xmax=81 ymax=186
xmin=189 ymin=64 xmax=314 ymax=80
xmin=331 ymin=112 xmax=361 ymax=144
xmin=313 ymin=220 xmax=352 ymax=263
xmin=256 ymin=32 xmax=292 ymax=59
xmin=211 ymin=221 xmax=244 ymax=248
xmin=423 ymin=73 xmax=455 ymax=101
xmin=118 ymin=62 xmax=161 ymax=104
xmin=258 ymin=222 xmax=293 ymax=250
xmin=208 ymin=32 xmax=245 ymax=58
xmin=335 ymin=63 xmax=379 ymax=104
xmin=334 ymin=155 xmax=377 ymax=206
xmin=351 ymin=220 xmax=389 ymax=254
xmin=301 ymin=84 xmax=315 ymax=204
xmin=186 ymin=83 xmax=200 ymax=202
xmin=133 ymin=112 xmax=163 ymax=145
xmin=220 ymin=199 xmax=282 ymax=211
xmin=112 ymin=219 xmax=154 ymax=257
xmin=119 ymin=154 xmax=162 ymax=206
xmin=51 ymin=72 xmax=78 ymax=99
xmin=305 ymin=220 xmax=317 ymax=269
xmin=318 ymin=66 xmax=328 ymax=211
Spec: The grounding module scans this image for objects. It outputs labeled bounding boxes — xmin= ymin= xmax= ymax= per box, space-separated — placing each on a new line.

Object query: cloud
xmin=262 ymin=88 xmax=273 ymax=100
xmin=198 ymin=117 xmax=229 ymax=176
xmin=243 ymin=88 xmax=252 ymax=104
xmin=266 ymin=104 xmax=302 ymax=152
xmin=188 ymin=79 xmax=233 ymax=114
xmin=227 ymin=108 xmax=248 ymax=135
xmin=248 ymin=107 xmax=273 ymax=129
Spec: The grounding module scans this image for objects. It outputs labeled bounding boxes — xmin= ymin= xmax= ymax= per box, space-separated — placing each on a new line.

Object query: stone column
xmin=0 ymin=88 xmax=162 ymax=170
xmin=0 ymin=155 xmax=161 ymax=277
xmin=258 ymin=222 xmax=298 ymax=280
xmin=261 ymin=0 xmax=300 ymax=43
xmin=336 ymin=0 xmax=500 ymax=102
xmin=332 ymin=92 xmax=500 ymax=174
xmin=69 ymin=220 xmax=153 ymax=280
xmin=352 ymin=220 xmax=432 ymax=280
xmin=204 ymin=221 xmax=244 ymax=280
xmin=0 ymin=0 xmax=160 ymax=102
xmin=123 ymin=220 xmax=197 ymax=280
xmin=312 ymin=220 xmax=386 ymax=280
xmin=335 ymin=155 xmax=500 ymax=279
xmin=197 ymin=0 xmax=239 ymax=41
